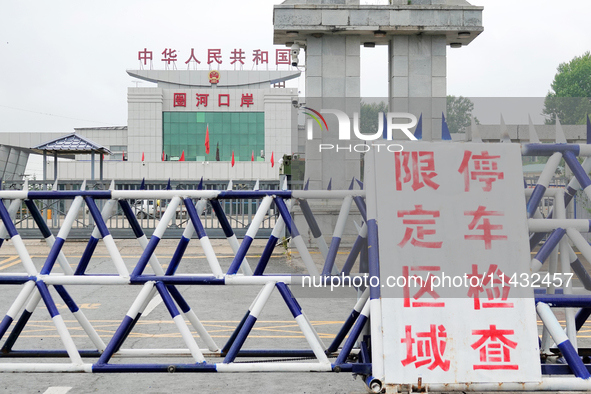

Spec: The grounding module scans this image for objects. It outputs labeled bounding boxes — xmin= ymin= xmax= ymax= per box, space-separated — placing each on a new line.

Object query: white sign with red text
xmin=374 ymin=142 xmax=541 ymax=384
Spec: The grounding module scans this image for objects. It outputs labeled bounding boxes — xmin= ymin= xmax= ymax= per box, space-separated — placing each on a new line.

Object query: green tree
xmin=446 ymin=95 xmax=479 ymax=133
xmin=360 ymin=101 xmax=388 ymax=134
xmin=543 ymin=51 xmax=591 ymax=125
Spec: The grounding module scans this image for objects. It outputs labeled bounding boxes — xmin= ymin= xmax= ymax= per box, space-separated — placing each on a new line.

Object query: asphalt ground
xmin=0 ymin=239 xmax=369 ymax=394
xmin=0 ymin=239 xmax=589 ymax=393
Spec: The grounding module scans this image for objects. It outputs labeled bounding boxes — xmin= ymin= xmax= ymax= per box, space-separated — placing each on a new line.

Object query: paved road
xmin=0 ymin=239 xmax=369 ymax=394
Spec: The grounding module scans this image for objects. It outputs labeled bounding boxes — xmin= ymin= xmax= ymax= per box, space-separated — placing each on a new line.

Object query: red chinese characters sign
xmin=170 ymin=92 xmax=257 ymax=109
xmin=137 ymin=47 xmax=295 ymax=68
xmin=371 ymin=142 xmax=540 ymax=384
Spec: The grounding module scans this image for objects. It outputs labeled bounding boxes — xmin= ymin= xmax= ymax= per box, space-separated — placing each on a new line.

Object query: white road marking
xmin=43 ymin=387 xmax=72 ymax=394
xmin=142 ymin=294 xmax=163 ymax=316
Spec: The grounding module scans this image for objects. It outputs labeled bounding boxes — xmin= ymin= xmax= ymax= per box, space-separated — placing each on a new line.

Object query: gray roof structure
xmin=32 ymin=133 xmax=112 ymax=155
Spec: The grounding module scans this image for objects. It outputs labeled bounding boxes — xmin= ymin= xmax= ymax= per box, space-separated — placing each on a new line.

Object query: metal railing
xmin=3 ymin=179 xmax=282 ymax=239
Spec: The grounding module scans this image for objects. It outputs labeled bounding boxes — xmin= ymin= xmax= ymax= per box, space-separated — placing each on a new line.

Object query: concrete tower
xmin=274 ymin=0 xmax=483 ymax=190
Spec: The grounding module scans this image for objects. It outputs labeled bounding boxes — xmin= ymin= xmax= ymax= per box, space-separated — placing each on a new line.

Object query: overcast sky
xmin=1 ymin=0 xmax=590 ymax=132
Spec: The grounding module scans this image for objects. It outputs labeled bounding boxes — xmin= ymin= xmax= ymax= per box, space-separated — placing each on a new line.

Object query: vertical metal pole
xmin=91 ymin=151 xmax=95 ymax=181
xmin=53 ymin=152 xmax=57 ymax=181
xmin=100 ymin=153 xmax=104 ymax=181
xmin=43 ymin=150 xmax=47 ymax=183
xmin=43 ymin=150 xmax=47 ymax=222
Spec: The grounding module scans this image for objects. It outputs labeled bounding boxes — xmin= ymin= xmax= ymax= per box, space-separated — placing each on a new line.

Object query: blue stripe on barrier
xmin=342 ymin=235 xmax=364 ymax=276
xmin=298 ymin=200 xmax=322 ymax=238
xmin=353 ymin=196 xmax=367 ymax=222
xmin=0 ymin=276 xmax=33 ymax=284
xmin=222 ymin=310 xmax=250 ymax=355
xmin=575 ymin=308 xmax=591 ymax=331
xmin=28 ymin=191 xmax=112 ymax=199
xmin=535 ymin=295 xmax=591 ymax=307
xmin=75 ymin=236 xmax=99 ymax=275
xmin=535 ymin=288 xmax=564 ymax=295
xmin=1 ymin=309 xmax=32 ymax=351
xmin=40 ymin=237 xmax=65 ymax=275
xmin=541 ymin=364 xmax=591 ymax=375
xmin=131 ymin=235 xmax=161 ymax=277
xmin=184 ymin=198 xmax=206 ymax=239
xmin=276 ymin=283 xmax=302 ymax=318
xmin=367 ymin=219 xmax=380 ymax=300
xmin=526 ymin=184 xmax=547 ymax=218
xmin=167 ymin=285 xmax=191 ymax=313
xmin=97 ymin=315 xmax=134 ymax=364
xmin=24 ymin=200 xmax=52 ymax=238
xmin=335 ymin=314 xmax=368 ymax=365
xmin=54 ymin=285 xmax=79 ymax=313
xmin=210 ymin=200 xmax=234 ymax=238
xmin=274 ymin=197 xmax=297 ymax=236
xmin=253 ymin=235 xmax=278 ymax=276
xmin=557 ymin=339 xmax=591 ymax=379
xmin=92 ymin=363 xmax=217 ymax=373
xmin=334 ymin=363 xmax=372 ymax=375
xmin=36 ymin=281 xmax=59 ymax=318
xmin=118 ymin=200 xmax=144 ymax=238
xmin=155 ymin=282 xmax=180 ymax=318
xmin=0 ymin=315 xmax=13 ymax=341
xmin=223 ymin=314 xmax=257 ymax=363
xmin=359 ymin=340 xmax=370 ymax=364
xmin=327 ymin=309 xmax=360 ymax=353
xmin=566 ymin=186 xmax=577 ymax=205
xmin=522 ymin=143 xmax=580 ymax=156
xmin=167 ymin=236 xmax=190 ymax=275
xmin=564 ymin=150 xmax=591 ymax=190
xmin=321 ymin=237 xmax=341 ymax=276
xmin=0 ymin=200 xmax=18 ymax=238
xmin=84 ymin=197 xmax=110 ymax=238
xmin=115 ymin=313 xmax=142 ymax=354
xmin=227 ymin=236 xmax=253 ymax=275
xmin=534 ymin=228 xmax=565 ymax=266
xmin=571 ymin=259 xmax=591 ymax=291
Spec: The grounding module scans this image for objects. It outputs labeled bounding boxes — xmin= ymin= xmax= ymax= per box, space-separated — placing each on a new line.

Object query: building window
xmin=162 ymin=112 xmax=265 ymax=162
xmin=110 ymin=145 xmax=128 ymax=161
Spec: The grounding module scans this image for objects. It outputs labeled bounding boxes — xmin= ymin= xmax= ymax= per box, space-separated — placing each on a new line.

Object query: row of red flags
xmin=133 ymin=125 xmax=275 ymax=167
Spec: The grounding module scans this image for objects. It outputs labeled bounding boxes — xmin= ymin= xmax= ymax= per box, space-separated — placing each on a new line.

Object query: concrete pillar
xmin=389 ymin=35 xmax=447 ymax=141
xmin=305 ymin=35 xmax=361 ymax=190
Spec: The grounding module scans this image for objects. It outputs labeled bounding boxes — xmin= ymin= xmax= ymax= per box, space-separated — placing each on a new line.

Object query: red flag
xmin=162 ymin=151 xmax=165 ymax=161
xmin=231 ymin=151 xmax=235 ymax=167
xmin=179 ymin=151 xmax=185 ymax=161
xmin=205 ymin=124 xmax=210 ymax=155
xmin=251 ymin=150 xmax=254 ymax=161
xmin=141 ymin=152 xmax=144 ymax=161
xmin=271 ymin=151 xmax=274 ymax=167
xmin=122 ymin=150 xmax=125 ymax=161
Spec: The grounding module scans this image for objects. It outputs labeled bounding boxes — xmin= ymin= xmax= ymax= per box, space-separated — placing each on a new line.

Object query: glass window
xmin=163 ymin=112 xmax=264 ymax=162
